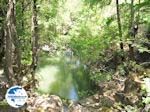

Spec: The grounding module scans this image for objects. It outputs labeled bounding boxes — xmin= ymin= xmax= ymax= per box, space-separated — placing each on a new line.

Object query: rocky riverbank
xmin=0 ymin=71 xmax=150 ymax=112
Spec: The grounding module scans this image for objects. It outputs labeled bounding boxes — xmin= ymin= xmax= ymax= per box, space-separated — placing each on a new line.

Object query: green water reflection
xmin=36 ymin=53 xmax=92 ymax=100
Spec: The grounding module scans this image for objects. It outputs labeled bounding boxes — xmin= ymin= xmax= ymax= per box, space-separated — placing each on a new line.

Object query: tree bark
xmin=21 ymin=0 xmax=24 ymax=29
xmin=31 ymin=0 xmax=39 ymax=86
xmin=0 ymin=8 xmax=5 ymax=65
xmin=0 ymin=25 xmax=4 ymax=65
xmin=116 ymin=0 xmax=124 ymax=61
xmin=4 ymin=0 xmax=17 ymax=85
xmin=12 ymin=0 xmax=22 ymax=83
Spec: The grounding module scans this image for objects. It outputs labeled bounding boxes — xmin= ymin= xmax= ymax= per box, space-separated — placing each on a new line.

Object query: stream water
xmin=36 ymin=53 xmax=91 ymax=100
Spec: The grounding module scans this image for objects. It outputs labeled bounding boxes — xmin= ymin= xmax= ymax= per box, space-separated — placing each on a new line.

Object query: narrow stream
xmin=36 ymin=64 xmax=78 ymax=100
xmin=36 ymin=52 xmax=91 ymax=100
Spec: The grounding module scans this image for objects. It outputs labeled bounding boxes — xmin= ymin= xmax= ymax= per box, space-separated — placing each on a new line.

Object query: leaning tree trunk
xmin=4 ymin=0 xmax=17 ymax=85
xmin=31 ymin=0 xmax=39 ymax=86
xmin=116 ymin=0 xmax=124 ymax=61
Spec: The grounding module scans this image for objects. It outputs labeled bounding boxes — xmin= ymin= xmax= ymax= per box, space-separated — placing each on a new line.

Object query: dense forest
xmin=0 ymin=0 xmax=150 ymax=112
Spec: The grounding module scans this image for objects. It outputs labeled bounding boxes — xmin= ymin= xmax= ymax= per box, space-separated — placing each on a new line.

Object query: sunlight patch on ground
xmin=36 ymin=65 xmax=59 ymax=93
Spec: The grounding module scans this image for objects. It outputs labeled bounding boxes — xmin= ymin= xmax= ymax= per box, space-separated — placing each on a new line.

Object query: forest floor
xmin=0 ymin=69 xmax=150 ymax=112
xmin=0 ymin=45 xmax=150 ymax=112
xmin=24 ymin=68 xmax=150 ymax=112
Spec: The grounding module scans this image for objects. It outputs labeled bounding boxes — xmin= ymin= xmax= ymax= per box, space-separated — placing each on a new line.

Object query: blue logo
xmin=5 ymin=86 xmax=28 ymax=108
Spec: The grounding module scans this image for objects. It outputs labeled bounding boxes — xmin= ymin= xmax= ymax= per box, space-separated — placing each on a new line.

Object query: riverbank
xmin=1 ymin=69 xmax=149 ymax=112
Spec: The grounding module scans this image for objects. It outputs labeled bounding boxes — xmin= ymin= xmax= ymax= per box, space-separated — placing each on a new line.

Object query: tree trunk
xmin=31 ymin=0 xmax=39 ymax=86
xmin=4 ymin=0 xmax=17 ymax=85
xmin=21 ymin=0 xmax=24 ymax=29
xmin=116 ymin=0 xmax=124 ymax=61
xmin=12 ymin=0 xmax=22 ymax=83
xmin=128 ymin=0 xmax=135 ymax=60
xmin=0 ymin=25 xmax=4 ymax=65
xmin=0 ymin=0 xmax=7 ymax=66
xmin=0 ymin=9 xmax=5 ymax=65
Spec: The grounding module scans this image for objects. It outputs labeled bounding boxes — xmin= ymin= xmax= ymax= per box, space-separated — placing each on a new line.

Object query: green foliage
xmin=142 ymin=97 xmax=150 ymax=104
xmin=117 ymin=61 xmax=143 ymax=76
xmin=135 ymin=0 xmax=150 ymax=11
xmin=84 ymin=0 xmax=111 ymax=7
xmin=69 ymin=5 xmax=117 ymax=63
xmin=124 ymin=105 xmax=139 ymax=112
xmin=78 ymin=90 xmax=94 ymax=98
xmin=142 ymin=78 xmax=150 ymax=104
xmin=90 ymin=71 xmax=112 ymax=83
xmin=2 ymin=0 xmax=149 ymax=103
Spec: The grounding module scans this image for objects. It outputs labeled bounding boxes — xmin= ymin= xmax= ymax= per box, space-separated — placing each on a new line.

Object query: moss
xmin=0 ymin=101 xmax=21 ymax=111
xmin=0 ymin=101 xmax=9 ymax=109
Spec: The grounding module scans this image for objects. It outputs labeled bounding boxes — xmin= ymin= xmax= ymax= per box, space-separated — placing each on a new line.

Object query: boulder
xmin=26 ymin=94 xmax=63 ymax=112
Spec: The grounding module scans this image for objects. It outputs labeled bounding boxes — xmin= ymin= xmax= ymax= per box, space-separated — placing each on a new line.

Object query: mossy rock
xmin=100 ymin=96 xmax=114 ymax=107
